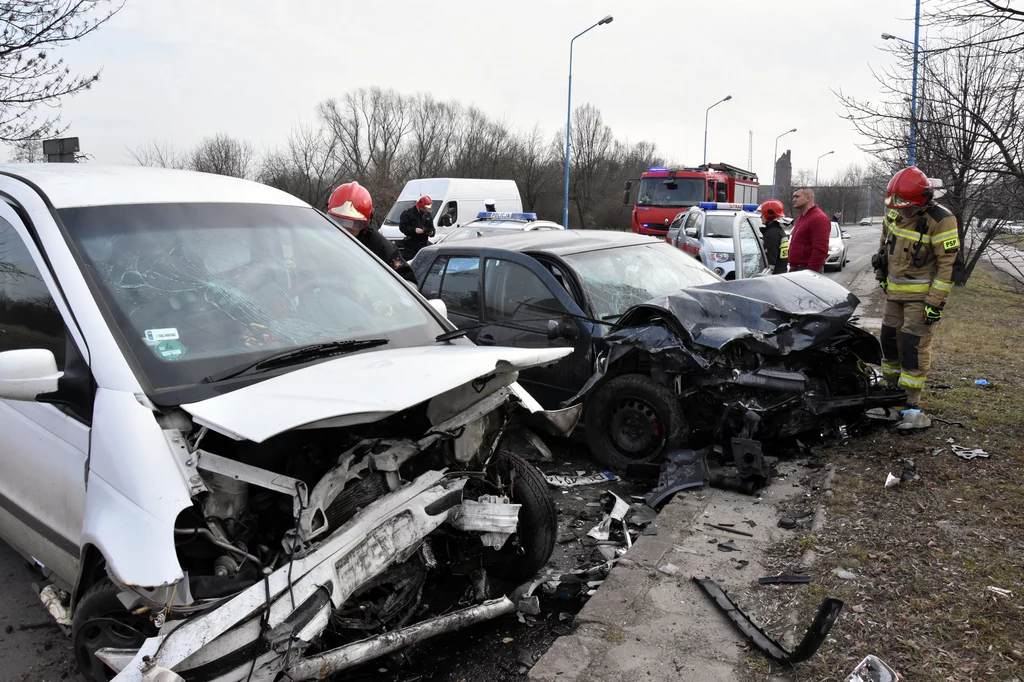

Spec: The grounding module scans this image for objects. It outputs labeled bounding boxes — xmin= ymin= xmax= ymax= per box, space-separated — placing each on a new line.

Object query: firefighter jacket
xmin=760 ymin=220 xmax=789 ymax=274
xmin=874 ymin=203 xmax=959 ymax=308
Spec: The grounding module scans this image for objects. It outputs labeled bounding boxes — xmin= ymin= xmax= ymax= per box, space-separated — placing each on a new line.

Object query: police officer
xmin=758 ymin=200 xmax=789 ymax=274
xmin=328 ymin=182 xmax=416 ymax=283
xmin=873 ymin=167 xmax=959 ymax=429
xmin=399 ymin=195 xmax=435 ymax=258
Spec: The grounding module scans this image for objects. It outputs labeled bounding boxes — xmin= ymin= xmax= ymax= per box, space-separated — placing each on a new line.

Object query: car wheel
xmin=482 ymin=452 xmax=557 ymax=582
xmin=585 ymin=374 xmax=688 ymax=471
xmin=73 ymin=579 xmax=156 ymax=682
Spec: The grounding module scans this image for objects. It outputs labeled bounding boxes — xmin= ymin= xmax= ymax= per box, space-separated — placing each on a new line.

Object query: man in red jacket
xmin=788 ymin=187 xmax=831 ymax=272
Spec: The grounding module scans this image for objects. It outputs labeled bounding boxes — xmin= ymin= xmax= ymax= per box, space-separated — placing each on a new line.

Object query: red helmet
xmin=759 ymin=200 xmax=785 ymax=224
xmin=416 ymin=195 xmax=432 ymax=210
xmin=328 ymin=181 xmax=373 ymax=231
xmin=885 ymin=167 xmax=933 ymax=209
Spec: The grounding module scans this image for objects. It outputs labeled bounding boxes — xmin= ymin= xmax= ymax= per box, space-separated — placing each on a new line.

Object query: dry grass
xmin=749 ymin=265 xmax=1024 ymax=682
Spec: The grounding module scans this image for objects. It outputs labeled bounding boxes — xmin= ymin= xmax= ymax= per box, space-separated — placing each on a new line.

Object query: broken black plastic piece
xmin=704 ymin=523 xmax=754 ymax=537
xmin=693 ymin=577 xmax=842 ymax=665
xmin=758 ymin=574 xmax=813 ymax=585
xmin=645 ymin=448 xmax=708 ymax=508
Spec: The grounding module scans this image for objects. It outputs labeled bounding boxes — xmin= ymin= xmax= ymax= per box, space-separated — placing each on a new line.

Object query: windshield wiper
xmin=201 ymin=339 xmax=389 ymax=384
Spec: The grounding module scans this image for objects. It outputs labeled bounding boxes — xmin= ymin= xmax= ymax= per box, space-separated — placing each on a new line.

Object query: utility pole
xmin=747 ymin=131 xmax=753 ymax=171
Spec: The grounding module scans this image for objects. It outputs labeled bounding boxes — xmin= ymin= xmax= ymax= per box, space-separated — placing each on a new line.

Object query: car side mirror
xmin=439 ymin=215 xmax=453 ymax=228
xmin=427 ymin=299 xmax=448 ymax=319
xmin=684 ymin=228 xmax=697 ymax=238
xmin=622 ymin=190 xmax=630 ymax=205
xmin=0 ymin=349 xmax=62 ymax=401
xmin=547 ymin=318 xmax=579 ymax=341
xmin=841 ymin=230 xmax=850 ymax=239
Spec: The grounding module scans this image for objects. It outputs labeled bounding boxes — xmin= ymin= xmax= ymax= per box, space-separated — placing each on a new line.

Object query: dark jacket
xmin=399 ymin=205 xmax=434 ymax=246
xmin=789 ymin=204 xmax=830 ymax=272
xmin=358 ymin=227 xmax=417 ymax=283
xmin=760 ymin=221 xmax=789 ymax=274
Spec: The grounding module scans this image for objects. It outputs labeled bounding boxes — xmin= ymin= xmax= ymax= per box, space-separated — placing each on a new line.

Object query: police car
xmin=670 ymin=202 xmax=763 ymax=279
xmin=433 ymin=211 xmax=564 ymax=244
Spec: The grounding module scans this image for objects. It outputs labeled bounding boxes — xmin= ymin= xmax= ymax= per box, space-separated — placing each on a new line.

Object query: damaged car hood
xmin=615 ymin=270 xmax=859 ymax=355
xmin=183 ymin=345 xmax=571 ymax=442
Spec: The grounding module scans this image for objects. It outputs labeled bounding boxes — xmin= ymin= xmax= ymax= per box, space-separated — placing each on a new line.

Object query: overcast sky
xmin=10 ymin=0 xmax=925 ymax=184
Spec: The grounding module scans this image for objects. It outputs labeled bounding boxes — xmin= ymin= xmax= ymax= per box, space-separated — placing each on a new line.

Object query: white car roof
xmin=463 ymin=219 xmax=563 ymax=230
xmin=0 ymin=164 xmax=309 ymax=210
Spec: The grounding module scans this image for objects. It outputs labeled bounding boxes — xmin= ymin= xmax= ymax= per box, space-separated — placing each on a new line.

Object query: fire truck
xmin=623 ymin=163 xmax=759 ymax=236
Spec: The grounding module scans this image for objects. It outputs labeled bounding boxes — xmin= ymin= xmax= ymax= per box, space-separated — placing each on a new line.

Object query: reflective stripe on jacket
xmin=874 ymin=204 xmax=959 ymax=308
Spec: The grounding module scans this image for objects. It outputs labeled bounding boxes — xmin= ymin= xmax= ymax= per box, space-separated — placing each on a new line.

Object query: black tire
xmin=584 ymin=374 xmax=688 ymax=471
xmin=483 ymin=452 xmax=556 ymax=582
xmin=73 ymin=579 xmax=156 ymax=682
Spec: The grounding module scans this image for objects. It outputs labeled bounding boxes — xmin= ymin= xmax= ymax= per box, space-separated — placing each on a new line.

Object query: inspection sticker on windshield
xmin=145 ymin=327 xmax=180 ymax=342
xmin=156 ymin=340 xmax=186 ymax=361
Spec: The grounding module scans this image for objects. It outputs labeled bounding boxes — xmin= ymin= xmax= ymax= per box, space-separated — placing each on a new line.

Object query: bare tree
xmin=564 ymin=104 xmax=614 ymax=229
xmin=932 ymin=0 xmax=1024 ymax=52
xmin=511 ymin=124 xmax=555 ymax=212
xmin=127 ymin=139 xmax=187 ymax=169
xmin=188 ymin=133 xmax=256 ymax=179
xmin=259 ymin=122 xmax=344 ymax=211
xmin=7 ymin=137 xmax=41 ymax=162
xmin=0 ymin=0 xmax=123 ymax=142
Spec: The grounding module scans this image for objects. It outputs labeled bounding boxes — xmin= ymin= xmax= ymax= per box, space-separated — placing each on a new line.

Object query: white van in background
xmin=379 ymin=178 xmax=523 ymax=245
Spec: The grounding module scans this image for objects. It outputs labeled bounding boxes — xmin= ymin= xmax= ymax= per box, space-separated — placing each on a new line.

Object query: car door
xmin=680 ymin=211 xmax=702 ymax=258
xmin=0 ymin=204 xmax=90 ymax=584
xmin=419 ymin=253 xmax=483 ymax=334
xmin=733 ymin=216 xmax=770 ymax=279
xmin=478 ymin=252 xmax=592 ymax=408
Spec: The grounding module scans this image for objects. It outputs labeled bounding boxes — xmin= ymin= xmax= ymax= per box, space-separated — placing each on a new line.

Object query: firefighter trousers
xmin=880 ymin=300 xmax=934 ymax=407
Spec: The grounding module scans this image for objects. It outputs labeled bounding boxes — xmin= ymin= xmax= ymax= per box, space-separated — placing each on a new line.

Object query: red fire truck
xmin=624 ymin=163 xmax=759 ymax=236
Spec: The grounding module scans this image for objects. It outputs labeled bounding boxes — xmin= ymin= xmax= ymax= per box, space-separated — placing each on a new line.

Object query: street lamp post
xmin=771 ymin=128 xmax=797 ymax=199
xmin=881 ymin=0 xmax=922 ymax=166
xmin=563 ymin=15 xmax=613 ymax=230
xmin=815 ymin=150 xmax=834 ymax=190
xmin=702 ymin=95 xmax=732 ymax=166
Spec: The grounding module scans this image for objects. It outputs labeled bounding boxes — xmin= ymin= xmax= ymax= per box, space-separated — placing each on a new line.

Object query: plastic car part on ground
xmin=645 ymin=448 xmax=709 ymax=508
xmin=845 ymin=654 xmax=901 ymax=681
xmin=693 ymin=577 xmax=844 ymax=665
xmin=544 ymin=471 xmax=619 ymax=488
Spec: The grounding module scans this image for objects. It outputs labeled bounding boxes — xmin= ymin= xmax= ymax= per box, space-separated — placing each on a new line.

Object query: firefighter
xmin=328 ymin=182 xmax=416 ymax=283
xmin=758 ymin=200 xmax=790 ymax=274
xmin=399 ymin=195 xmax=435 ymax=258
xmin=872 ymin=167 xmax=959 ymax=429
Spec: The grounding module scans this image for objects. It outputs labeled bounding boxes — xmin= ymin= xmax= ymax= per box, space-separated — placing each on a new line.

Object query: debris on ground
xmin=693 ymin=577 xmax=844 ymax=664
xmin=899 ymin=458 xmax=920 ymax=482
xmin=717 ymin=540 xmax=741 ymax=552
xmin=832 ymin=567 xmax=858 ymax=580
xmin=951 ymin=444 xmax=990 ymax=460
xmin=645 ymin=447 xmax=709 ymax=508
xmin=974 ymin=378 xmax=990 ymax=386
xmin=986 ymin=586 xmax=1013 ymax=597
xmin=704 ymin=522 xmax=754 ymax=537
xmin=545 ymin=471 xmax=619 ymax=488
xmin=845 ymin=654 xmax=901 ymax=682
xmin=884 ymin=472 xmax=900 ymax=488
xmin=37 ymin=585 xmax=71 ymax=627
xmin=758 ymin=574 xmax=812 ymax=585
xmin=657 ymin=563 xmax=680 ymax=576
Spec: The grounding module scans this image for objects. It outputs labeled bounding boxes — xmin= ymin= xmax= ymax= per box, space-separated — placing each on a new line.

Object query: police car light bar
xmin=476 ymin=211 xmax=537 ymax=220
xmin=698 ymin=202 xmax=759 ymax=212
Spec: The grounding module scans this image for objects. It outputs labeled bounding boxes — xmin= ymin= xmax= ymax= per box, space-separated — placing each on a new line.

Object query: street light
xmin=881 ymin=0 xmax=922 ymax=166
xmin=815 ymin=150 xmax=835 ymax=190
xmin=702 ymin=95 xmax=732 ymax=166
xmin=771 ymin=128 xmax=797 ymax=199
xmin=563 ymin=14 xmax=613 ymax=230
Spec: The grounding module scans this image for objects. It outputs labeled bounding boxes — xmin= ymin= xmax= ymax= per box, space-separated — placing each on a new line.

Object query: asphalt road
xmin=0 ymin=224 xmax=886 ymax=681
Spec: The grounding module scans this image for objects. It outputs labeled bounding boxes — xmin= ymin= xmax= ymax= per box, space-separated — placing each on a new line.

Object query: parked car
xmin=432 ymin=212 xmax=563 ymax=245
xmin=826 ymin=220 xmax=849 ymax=271
xmin=672 ymin=202 xmax=763 ymax=279
xmin=411 ymin=231 xmax=904 ymax=472
xmin=0 ymin=164 xmax=578 ymax=681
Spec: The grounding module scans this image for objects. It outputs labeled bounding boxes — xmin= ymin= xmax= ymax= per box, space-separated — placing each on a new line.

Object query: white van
xmin=380 ymin=178 xmax=523 ymax=244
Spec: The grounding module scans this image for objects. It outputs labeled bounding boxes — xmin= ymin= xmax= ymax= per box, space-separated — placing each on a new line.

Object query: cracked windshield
xmin=563 ymin=242 xmax=720 ymax=320
xmin=59 ymin=203 xmax=438 ymax=392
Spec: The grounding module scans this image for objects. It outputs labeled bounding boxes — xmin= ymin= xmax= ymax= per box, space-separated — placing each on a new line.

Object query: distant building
xmin=776 ymin=149 xmax=792 ymax=189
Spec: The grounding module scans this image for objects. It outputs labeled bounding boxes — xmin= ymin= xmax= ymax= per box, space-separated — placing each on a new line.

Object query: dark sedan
xmin=412 ymin=231 xmax=903 ymax=473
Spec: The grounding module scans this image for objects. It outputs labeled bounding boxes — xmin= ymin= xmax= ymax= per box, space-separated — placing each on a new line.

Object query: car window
xmin=831 ymin=222 xmax=840 ymax=238
xmin=0 ymin=216 xmax=65 ymax=368
xmin=443 ymin=201 xmax=458 ymax=224
xmin=484 ymin=259 xmax=563 ymax=332
xmin=739 ymin=219 xmax=767 ymax=278
xmin=420 ymin=256 xmax=447 ymax=298
xmin=60 ymin=203 xmax=442 ymax=399
xmin=703 ymin=215 xmax=735 ymax=238
xmin=669 ymin=212 xmax=686 ymax=230
xmin=563 ymin=242 xmax=721 ymax=320
xmin=438 ymin=256 xmax=481 ymax=319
